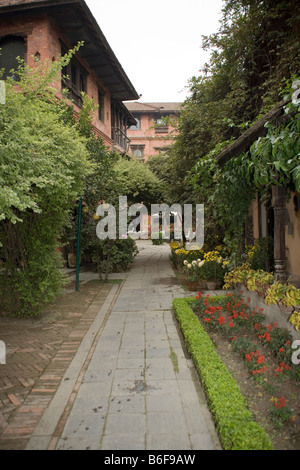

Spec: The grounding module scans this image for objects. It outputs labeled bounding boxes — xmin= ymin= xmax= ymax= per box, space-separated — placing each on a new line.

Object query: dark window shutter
xmin=0 ymin=36 xmax=26 ymax=80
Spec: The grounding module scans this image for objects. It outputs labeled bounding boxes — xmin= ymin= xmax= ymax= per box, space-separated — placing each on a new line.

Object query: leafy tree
xmin=166 ymin=0 xmax=300 ymax=207
xmin=113 ymin=157 xmax=164 ymax=208
xmin=0 ymin=49 xmax=93 ymax=316
xmin=62 ymin=95 xmax=163 ymax=280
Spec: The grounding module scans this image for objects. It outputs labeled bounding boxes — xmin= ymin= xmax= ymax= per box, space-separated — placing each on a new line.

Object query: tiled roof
xmin=125 ymin=102 xmax=182 ymax=113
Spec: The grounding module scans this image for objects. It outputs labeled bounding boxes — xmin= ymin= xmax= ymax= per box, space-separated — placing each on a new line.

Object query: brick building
xmin=125 ymin=102 xmax=182 ymax=162
xmin=0 ymin=0 xmax=139 ymax=154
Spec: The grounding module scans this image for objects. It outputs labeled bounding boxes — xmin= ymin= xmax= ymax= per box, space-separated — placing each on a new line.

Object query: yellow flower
xmin=170 ymin=241 xmax=180 ymax=250
xmin=175 ymin=248 xmax=189 ymax=256
xmin=204 ymin=250 xmax=220 ymax=262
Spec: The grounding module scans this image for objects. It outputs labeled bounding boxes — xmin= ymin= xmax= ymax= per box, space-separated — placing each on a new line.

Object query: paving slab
xmin=25 ymin=240 xmax=221 ymax=451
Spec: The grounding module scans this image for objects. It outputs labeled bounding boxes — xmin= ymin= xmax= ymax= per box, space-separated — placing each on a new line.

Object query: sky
xmin=85 ymin=0 xmax=224 ymax=103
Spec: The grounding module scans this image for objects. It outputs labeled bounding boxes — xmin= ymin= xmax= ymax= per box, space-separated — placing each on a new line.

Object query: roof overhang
xmin=0 ymin=0 xmax=140 ymax=101
xmin=125 ymin=102 xmax=182 ymax=114
xmin=217 ymin=100 xmax=296 ymax=167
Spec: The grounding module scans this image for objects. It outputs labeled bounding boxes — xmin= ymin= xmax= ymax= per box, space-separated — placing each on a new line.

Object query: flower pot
xmin=187 ymin=281 xmax=199 ymax=291
xmin=68 ymin=253 xmax=81 ymax=269
xmin=199 ymin=279 xmax=207 ymax=290
xmin=257 ymin=290 xmax=265 ymax=298
xmin=206 ymin=281 xmax=217 ymax=291
xmin=278 ymin=301 xmax=294 ymax=316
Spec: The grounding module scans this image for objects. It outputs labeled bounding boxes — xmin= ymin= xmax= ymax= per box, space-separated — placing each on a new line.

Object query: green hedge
xmin=173 ymin=297 xmax=273 ymax=450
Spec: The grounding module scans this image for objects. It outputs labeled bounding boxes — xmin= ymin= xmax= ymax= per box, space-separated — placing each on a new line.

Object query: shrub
xmin=0 ymin=49 xmax=92 ymax=316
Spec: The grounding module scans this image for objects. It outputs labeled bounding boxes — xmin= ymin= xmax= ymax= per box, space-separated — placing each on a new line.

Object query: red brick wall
xmin=0 ymin=10 xmax=113 ymax=147
xmin=127 ymin=112 xmax=177 ymax=161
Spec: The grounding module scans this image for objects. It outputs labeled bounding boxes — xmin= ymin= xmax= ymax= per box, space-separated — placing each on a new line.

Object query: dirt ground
xmin=195 ymin=314 xmax=300 ymax=450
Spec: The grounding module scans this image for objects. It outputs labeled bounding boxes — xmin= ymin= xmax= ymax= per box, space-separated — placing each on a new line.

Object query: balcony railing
xmin=112 ymin=127 xmax=131 ymax=153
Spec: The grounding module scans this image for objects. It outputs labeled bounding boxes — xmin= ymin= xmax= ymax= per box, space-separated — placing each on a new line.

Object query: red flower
xmin=218 ymin=316 xmax=225 ymax=326
xmin=252 ymin=366 xmax=267 ymax=375
xmin=260 ymin=331 xmax=271 ymax=341
xmin=254 ymin=323 xmax=260 ymax=331
xmin=275 ymin=397 xmax=286 ymax=409
xmin=257 ymin=355 xmax=265 ymax=364
xmin=229 ymin=321 xmax=234 ymax=328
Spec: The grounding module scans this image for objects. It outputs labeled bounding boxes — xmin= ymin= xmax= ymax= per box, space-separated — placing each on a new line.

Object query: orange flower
xmin=275 ymin=397 xmax=286 ymax=409
xmin=257 ymin=355 xmax=265 ymax=364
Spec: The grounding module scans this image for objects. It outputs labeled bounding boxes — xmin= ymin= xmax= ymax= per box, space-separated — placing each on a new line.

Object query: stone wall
xmin=235 ymin=285 xmax=300 ymax=340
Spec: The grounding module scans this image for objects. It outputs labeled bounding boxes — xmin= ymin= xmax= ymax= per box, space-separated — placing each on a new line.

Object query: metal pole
xmin=75 ymin=197 xmax=83 ymax=292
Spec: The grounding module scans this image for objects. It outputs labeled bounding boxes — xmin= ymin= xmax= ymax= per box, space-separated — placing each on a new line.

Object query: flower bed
xmin=169 ymin=242 xmax=228 ymax=291
xmin=172 ymin=295 xmax=274 ymax=450
xmin=173 ymin=291 xmax=300 ymax=450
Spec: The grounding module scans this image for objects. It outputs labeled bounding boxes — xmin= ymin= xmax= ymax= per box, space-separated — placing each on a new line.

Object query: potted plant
xmin=265 ymin=282 xmax=300 ymax=316
xmin=246 ymin=270 xmax=274 ymax=297
xmin=183 ymin=261 xmax=201 ymax=291
xmin=223 ymin=262 xmax=252 ymax=290
xmin=201 ymin=259 xmax=224 ymax=290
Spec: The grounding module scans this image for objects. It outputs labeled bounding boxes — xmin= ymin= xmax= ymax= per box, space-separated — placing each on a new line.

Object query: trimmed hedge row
xmin=173 ymin=297 xmax=273 ymax=450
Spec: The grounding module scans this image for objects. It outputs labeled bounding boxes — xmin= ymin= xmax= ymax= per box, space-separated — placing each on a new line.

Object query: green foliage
xmin=189 ymin=146 xmax=256 ymax=257
xmin=173 ymin=297 xmax=273 ymax=450
xmin=249 ymin=109 xmax=300 ymax=194
xmin=151 ymin=232 xmax=164 ymax=245
xmin=247 ymin=237 xmax=274 ymax=272
xmin=157 ymin=0 xmax=300 ymax=265
xmin=113 ymin=157 xmax=164 ymax=207
xmin=60 ymin=93 xmax=140 ymax=280
xmin=93 ymin=238 xmax=138 ymax=275
xmin=0 ymin=47 xmax=92 ymax=316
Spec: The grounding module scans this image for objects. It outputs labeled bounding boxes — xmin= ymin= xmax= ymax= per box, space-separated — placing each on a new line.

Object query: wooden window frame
xmin=61 ymin=44 xmax=88 ymax=108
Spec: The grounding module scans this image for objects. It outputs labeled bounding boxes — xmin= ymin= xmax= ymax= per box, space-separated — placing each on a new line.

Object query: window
xmin=155 ymin=116 xmax=168 ymax=134
xmin=98 ymin=88 xmax=105 ymax=122
xmin=0 ymin=35 xmax=26 ymax=81
xmin=129 ymin=118 xmax=141 ymax=130
xmin=131 ymin=145 xmax=145 ymax=161
xmin=61 ymin=44 xmax=87 ymax=107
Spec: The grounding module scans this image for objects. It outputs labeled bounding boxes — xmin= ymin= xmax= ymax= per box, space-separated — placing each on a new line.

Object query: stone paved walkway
xmin=0 ymin=240 xmax=221 ymax=451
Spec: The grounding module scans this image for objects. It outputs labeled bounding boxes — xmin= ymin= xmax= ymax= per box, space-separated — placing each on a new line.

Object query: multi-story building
xmin=0 ymin=0 xmax=139 ymax=154
xmin=125 ymin=102 xmax=181 ymax=161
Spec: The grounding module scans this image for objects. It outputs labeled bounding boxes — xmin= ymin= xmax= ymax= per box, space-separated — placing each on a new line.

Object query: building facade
xmin=125 ymin=102 xmax=181 ymax=161
xmin=0 ymin=0 xmax=139 ymax=154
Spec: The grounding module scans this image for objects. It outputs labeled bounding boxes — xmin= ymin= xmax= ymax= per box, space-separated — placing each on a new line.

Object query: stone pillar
xmin=272 ymin=185 xmax=287 ymax=282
